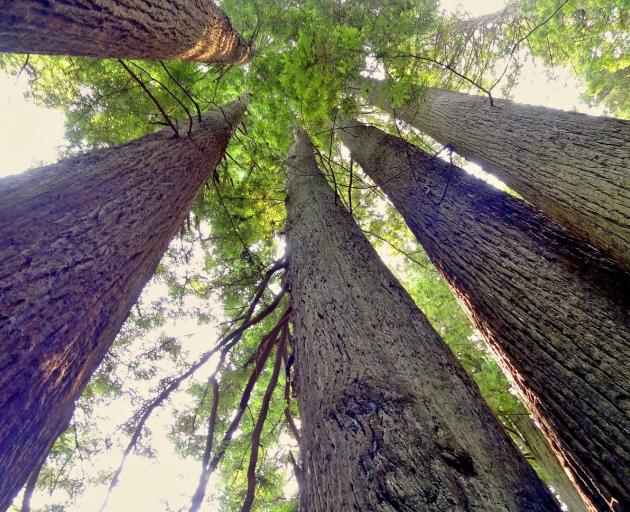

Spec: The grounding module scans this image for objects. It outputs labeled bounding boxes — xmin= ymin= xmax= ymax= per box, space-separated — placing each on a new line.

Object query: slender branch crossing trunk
xmin=339 ymin=120 xmax=630 ymax=512
xmin=0 ymin=0 xmax=252 ymax=64
xmin=361 ymin=77 xmax=630 ymax=271
xmin=0 ymin=97 xmax=248 ymax=510
xmin=504 ymin=414 xmax=588 ymax=512
xmin=285 ymin=129 xmax=560 ymax=511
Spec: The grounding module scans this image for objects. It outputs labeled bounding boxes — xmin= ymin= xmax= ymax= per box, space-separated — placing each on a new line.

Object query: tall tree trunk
xmin=0 ymin=97 xmax=247 ymax=510
xmin=285 ymin=129 xmax=560 ymax=511
xmin=504 ymin=413 xmax=588 ymax=512
xmin=339 ymin=120 xmax=630 ymax=512
xmin=0 ymin=0 xmax=252 ymax=64
xmin=361 ymin=77 xmax=630 ymax=271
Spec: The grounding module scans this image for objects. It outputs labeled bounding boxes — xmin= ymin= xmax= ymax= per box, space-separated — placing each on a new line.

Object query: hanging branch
xmin=187 ymin=352 xmax=224 ymax=510
xmin=20 ymin=462 xmax=41 ymax=512
xmin=488 ymin=0 xmax=570 ymax=95
xmin=362 ymin=229 xmax=427 ymax=268
xmin=241 ymin=334 xmax=287 ymax=512
xmin=188 ymin=307 xmax=291 ymax=512
xmin=288 ymin=450 xmax=304 ymax=497
xmin=117 ymin=59 xmax=179 ymax=136
xmin=347 ymin=158 xmax=354 ymax=216
xmin=15 ymin=53 xmax=31 ymax=82
xmin=159 ymin=61 xmax=202 ymax=123
xmin=100 ymin=260 xmax=287 ymax=511
xmin=377 ymin=50 xmax=495 ymax=104
xmin=212 ymin=178 xmax=264 ymax=276
xmin=129 ymin=61 xmax=194 ymax=136
xmin=282 ymin=335 xmax=301 ymax=443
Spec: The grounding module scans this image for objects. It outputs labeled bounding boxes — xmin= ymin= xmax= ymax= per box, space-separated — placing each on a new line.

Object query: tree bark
xmin=505 ymin=413 xmax=588 ymax=512
xmin=285 ymin=129 xmax=560 ymax=511
xmin=0 ymin=0 xmax=252 ymax=64
xmin=338 ymin=120 xmax=630 ymax=512
xmin=0 ymin=97 xmax=247 ymax=510
xmin=361 ymin=77 xmax=630 ymax=272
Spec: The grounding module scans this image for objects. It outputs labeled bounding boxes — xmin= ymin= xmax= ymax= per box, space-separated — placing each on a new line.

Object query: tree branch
xmin=117 ymin=59 xmax=178 ymax=136
xmin=241 ymin=334 xmax=286 ymax=512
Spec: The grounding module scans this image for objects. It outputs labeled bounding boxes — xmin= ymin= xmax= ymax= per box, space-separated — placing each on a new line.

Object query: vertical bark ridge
xmin=0 ymin=97 xmax=248 ymax=510
xmin=285 ymin=129 xmax=560 ymax=511
xmin=361 ymin=77 xmax=630 ymax=272
xmin=0 ymin=0 xmax=252 ymax=64
xmin=338 ymin=119 xmax=630 ymax=512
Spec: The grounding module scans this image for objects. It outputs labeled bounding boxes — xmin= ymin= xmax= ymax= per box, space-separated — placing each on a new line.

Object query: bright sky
xmin=0 ymin=72 xmax=66 ymax=178
xmin=440 ymin=0 xmax=508 ymax=16
xmin=0 ymin=0 xmax=607 ymax=510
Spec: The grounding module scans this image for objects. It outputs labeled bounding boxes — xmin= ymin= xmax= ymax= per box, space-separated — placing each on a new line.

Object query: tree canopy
xmin=1 ymin=0 xmax=626 ymax=510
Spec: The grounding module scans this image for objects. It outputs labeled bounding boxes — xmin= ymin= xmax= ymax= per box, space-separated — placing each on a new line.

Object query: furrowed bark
xmin=285 ymin=129 xmax=560 ymax=511
xmin=0 ymin=97 xmax=248 ymax=510
xmin=339 ymin=120 xmax=630 ymax=512
xmin=361 ymin=77 xmax=630 ymax=271
xmin=506 ymin=414 xmax=588 ymax=512
xmin=0 ymin=0 xmax=252 ymax=64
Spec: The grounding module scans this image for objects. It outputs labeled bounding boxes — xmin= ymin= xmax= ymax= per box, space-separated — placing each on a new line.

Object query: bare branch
xmin=241 ymin=335 xmax=286 ymax=512
xmin=489 ymin=0 xmax=570 ymax=94
xmin=159 ymin=61 xmax=202 ymax=123
xmin=117 ymin=59 xmax=178 ymax=136
xmin=129 ymin=61 xmax=194 ymax=136
xmin=362 ymin=229 xmax=427 ymax=268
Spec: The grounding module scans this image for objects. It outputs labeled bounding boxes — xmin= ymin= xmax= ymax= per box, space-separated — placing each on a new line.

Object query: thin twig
xmin=117 ymin=59 xmax=178 ymax=136
xmin=488 ymin=0 xmax=570 ymax=94
xmin=101 ymin=261 xmax=287 ymax=511
xmin=159 ymin=61 xmax=202 ymax=122
xmin=129 ymin=61 xmax=194 ymax=136
xmin=362 ymin=229 xmax=427 ymax=268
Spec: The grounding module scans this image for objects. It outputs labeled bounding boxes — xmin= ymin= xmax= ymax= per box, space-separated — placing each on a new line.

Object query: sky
xmin=0 ymin=72 xmax=66 ymax=178
xmin=0 ymin=0 xmax=606 ymax=510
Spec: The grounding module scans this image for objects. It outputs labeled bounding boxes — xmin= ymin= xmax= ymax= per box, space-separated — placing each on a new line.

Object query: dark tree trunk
xmin=505 ymin=414 xmax=588 ymax=512
xmin=339 ymin=120 xmax=630 ymax=512
xmin=361 ymin=77 xmax=630 ymax=272
xmin=0 ymin=97 xmax=247 ymax=510
xmin=0 ymin=0 xmax=252 ymax=64
xmin=285 ymin=129 xmax=560 ymax=512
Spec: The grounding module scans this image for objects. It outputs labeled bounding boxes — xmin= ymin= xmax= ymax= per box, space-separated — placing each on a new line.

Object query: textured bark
xmin=339 ymin=120 xmax=630 ymax=512
xmin=0 ymin=97 xmax=247 ymax=510
xmin=0 ymin=0 xmax=252 ymax=64
xmin=506 ymin=414 xmax=588 ymax=512
xmin=361 ymin=77 xmax=630 ymax=271
xmin=285 ymin=129 xmax=560 ymax=512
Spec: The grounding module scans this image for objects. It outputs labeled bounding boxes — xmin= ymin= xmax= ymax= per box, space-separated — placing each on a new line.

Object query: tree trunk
xmin=0 ymin=0 xmax=252 ymax=64
xmin=285 ymin=129 xmax=560 ymax=511
xmin=505 ymin=413 xmax=588 ymax=512
xmin=0 ymin=97 xmax=247 ymax=510
xmin=338 ymin=120 xmax=630 ymax=512
xmin=361 ymin=77 xmax=630 ymax=272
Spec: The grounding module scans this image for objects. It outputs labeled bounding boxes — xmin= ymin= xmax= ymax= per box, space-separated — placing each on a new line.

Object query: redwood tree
xmin=0 ymin=97 xmax=248 ymax=510
xmin=339 ymin=119 xmax=630 ymax=511
xmin=361 ymin=77 xmax=630 ymax=272
xmin=285 ymin=129 xmax=560 ymax=511
xmin=0 ymin=0 xmax=252 ymax=64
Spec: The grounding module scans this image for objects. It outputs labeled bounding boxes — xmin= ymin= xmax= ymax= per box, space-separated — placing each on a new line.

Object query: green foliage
xmin=3 ymin=0 xmax=623 ymax=508
xmin=514 ymin=0 xmax=629 ymax=117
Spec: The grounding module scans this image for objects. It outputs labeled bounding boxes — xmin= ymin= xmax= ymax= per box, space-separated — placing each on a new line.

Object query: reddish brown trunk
xmin=339 ymin=120 xmax=630 ymax=511
xmin=0 ymin=0 xmax=252 ymax=64
xmin=362 ymin=77 xmax=630 ymax=272
xmin=0 ymin=97 xmax=247 ymax=510
xmin=286 ymin=129 xmax=560 ymax=511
